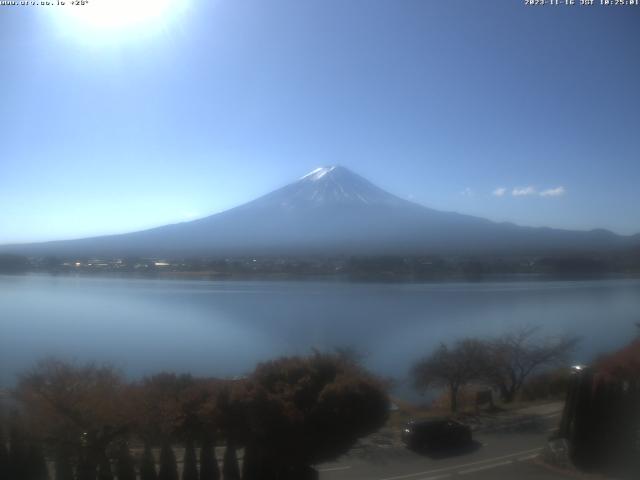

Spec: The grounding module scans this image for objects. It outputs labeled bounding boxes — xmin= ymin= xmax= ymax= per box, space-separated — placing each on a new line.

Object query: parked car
xmin=402 ymin=418 xmax=472 ymax=450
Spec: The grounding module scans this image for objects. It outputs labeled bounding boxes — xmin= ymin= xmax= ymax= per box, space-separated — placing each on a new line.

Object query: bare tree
xmin=130 ymin=372 xmax=220 ymax=443
xmin=14 ymin=358 xmax=130 ymax=479
xmin=14 ymin=358 xmax=129 ymax=445
xmin=484 ymin=327 xmax=579 ymax=403
xmin=411 ymin=339 xmax=488 ymax=412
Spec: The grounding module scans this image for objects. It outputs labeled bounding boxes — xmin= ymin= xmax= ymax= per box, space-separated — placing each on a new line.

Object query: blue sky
xmin=1 ymin=0 xmax=639 ymax=244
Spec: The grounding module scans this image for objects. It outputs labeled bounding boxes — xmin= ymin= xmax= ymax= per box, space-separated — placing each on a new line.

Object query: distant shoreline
xmin=2 ymin=270 xmax=639 ymax=284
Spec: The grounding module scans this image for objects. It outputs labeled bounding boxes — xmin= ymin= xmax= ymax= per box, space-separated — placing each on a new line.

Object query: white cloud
xmin=512 ymin=186 xmax=537 ymax=197
xmin=492 ymin=187 xmax=507 ymax=197
xmin=540 ymin=186 xmax=566 ymax=197
xmin=460 ymin=188 xmax=474 ymax=197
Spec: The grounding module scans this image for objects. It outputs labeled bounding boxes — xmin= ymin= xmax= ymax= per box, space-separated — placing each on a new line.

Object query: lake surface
xmin=1 ymin=274 xmax=639 ymax=398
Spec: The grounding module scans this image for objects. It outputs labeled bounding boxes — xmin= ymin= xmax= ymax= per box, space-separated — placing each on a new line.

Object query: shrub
xmin=238 ymin=353 xmax=389 ymax=477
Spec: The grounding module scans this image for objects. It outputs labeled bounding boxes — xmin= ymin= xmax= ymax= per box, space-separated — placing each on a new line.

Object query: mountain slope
xmin=2 ymin=166 xmax=637 ymax=257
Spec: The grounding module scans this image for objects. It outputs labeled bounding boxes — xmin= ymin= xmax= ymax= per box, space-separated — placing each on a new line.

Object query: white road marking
xmin=418 ymin=474 xmax=452 ymax=480
xmin=377 ymin=447 xmax=543 ymax=480
xmin=318 ymin=465 xmax=352 ymax=472
xmin=458 ymin=460 xmax=512 ymax=475
xmin=517 ymin=453 xmax=539 ymax=461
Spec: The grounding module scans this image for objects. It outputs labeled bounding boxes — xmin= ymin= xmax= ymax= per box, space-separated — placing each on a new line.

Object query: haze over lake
xmin=1 ymin=274 xmax=639 ymax=397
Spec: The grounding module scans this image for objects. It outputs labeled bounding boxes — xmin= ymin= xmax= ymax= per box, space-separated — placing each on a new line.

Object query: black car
xmin=401 ymin=418 xmax=472 ymax=450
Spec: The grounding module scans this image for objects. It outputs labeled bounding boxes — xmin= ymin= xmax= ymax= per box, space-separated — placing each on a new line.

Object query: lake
xmin=1 ymin=274 xmax=638 ymax=398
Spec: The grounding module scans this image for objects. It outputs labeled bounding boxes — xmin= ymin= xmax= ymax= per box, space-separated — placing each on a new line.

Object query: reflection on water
xmin=1 ymin=274 xmax=639 ymax=398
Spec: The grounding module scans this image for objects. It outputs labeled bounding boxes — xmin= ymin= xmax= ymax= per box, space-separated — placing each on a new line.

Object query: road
xmin=318 ymin=408 xmax=573 ymax=479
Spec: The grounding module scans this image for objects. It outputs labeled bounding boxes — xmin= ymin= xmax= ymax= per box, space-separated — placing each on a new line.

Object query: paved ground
xmin=317 ymin=403 xmax=579 ymax=480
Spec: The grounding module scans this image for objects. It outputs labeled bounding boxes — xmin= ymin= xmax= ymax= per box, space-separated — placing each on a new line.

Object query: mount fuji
xmin=2 ymin=166 xmax=637 ymax=257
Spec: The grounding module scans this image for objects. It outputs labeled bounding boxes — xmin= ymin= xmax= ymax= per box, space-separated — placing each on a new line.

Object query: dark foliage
xmin=535 ymin=257 xmax=607 ymax=275
xmin=411 ymin=329 xmax=579 ymax=409
xmin=0 ymin=433 xmax=8 ymax=480
xmin=211 ymin=382 xmax=250 ymax=448
xmin=484 ymin=327 xmax=579 ymax=402
xmin=182 ymin=439 xmax=198 ymax=480
xmin=0 ymin=254 xmax=29 ymax=273
xmin=240 ymin=444 xmax=259 ymax=480
xmin=221 ymin=443 xmax=240 ymax=480
xmin=198 ymin=437 xmax=219 ymax=480
xmin=520 ymin=368 xmax=571 ymax=401
xmin=559 ymin=338 xmax=640 ymax=474
xmin=411 ymin=339 xmax=488 ymax=412
xmin=97 ymin=453 xmax=113 ymax=480
xmin=25 ymin=443 xmax=49 ymax=480
xmin=132 ymin=373 xmax=221 ymax=442
xmin=158 ymin=442 xmax=179 ymax=480
xmin=139 ymin=444 xmax=158 ymax=480
xmin=238 ymin=353 xmax=389 ymax=477
xmin=53 ymin=447 xmax=74 ymax=480
xmin=8 ymin=426 xmax=29 ymax=480
xmin=8 ymin=355 xmax=388 ymax=480
xmin=77 ymin=451 xmax=97 ymax=480
xmin=115 ymin=443 xmax=136 ymax=480
xmin=596 ymin=338 xmax=640 ymax=382
xmin=14 ymin=358 xmax=129 ymax=460
xmin=133 ymin=373 xmax=197 ymax=441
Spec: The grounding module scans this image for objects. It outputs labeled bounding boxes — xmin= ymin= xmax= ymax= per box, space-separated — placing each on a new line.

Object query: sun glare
xmin=52 ymin=0 xmax=189 ymax=41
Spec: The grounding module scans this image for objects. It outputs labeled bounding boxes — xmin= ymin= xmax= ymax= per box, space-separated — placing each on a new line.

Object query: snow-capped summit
xmin=300 ymin=166 xmax=338 ymax=181
xmin=2 ymin=166 xmax=635 ymax=257
xmin=262 ymin=165 xmax=408 ymax=208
